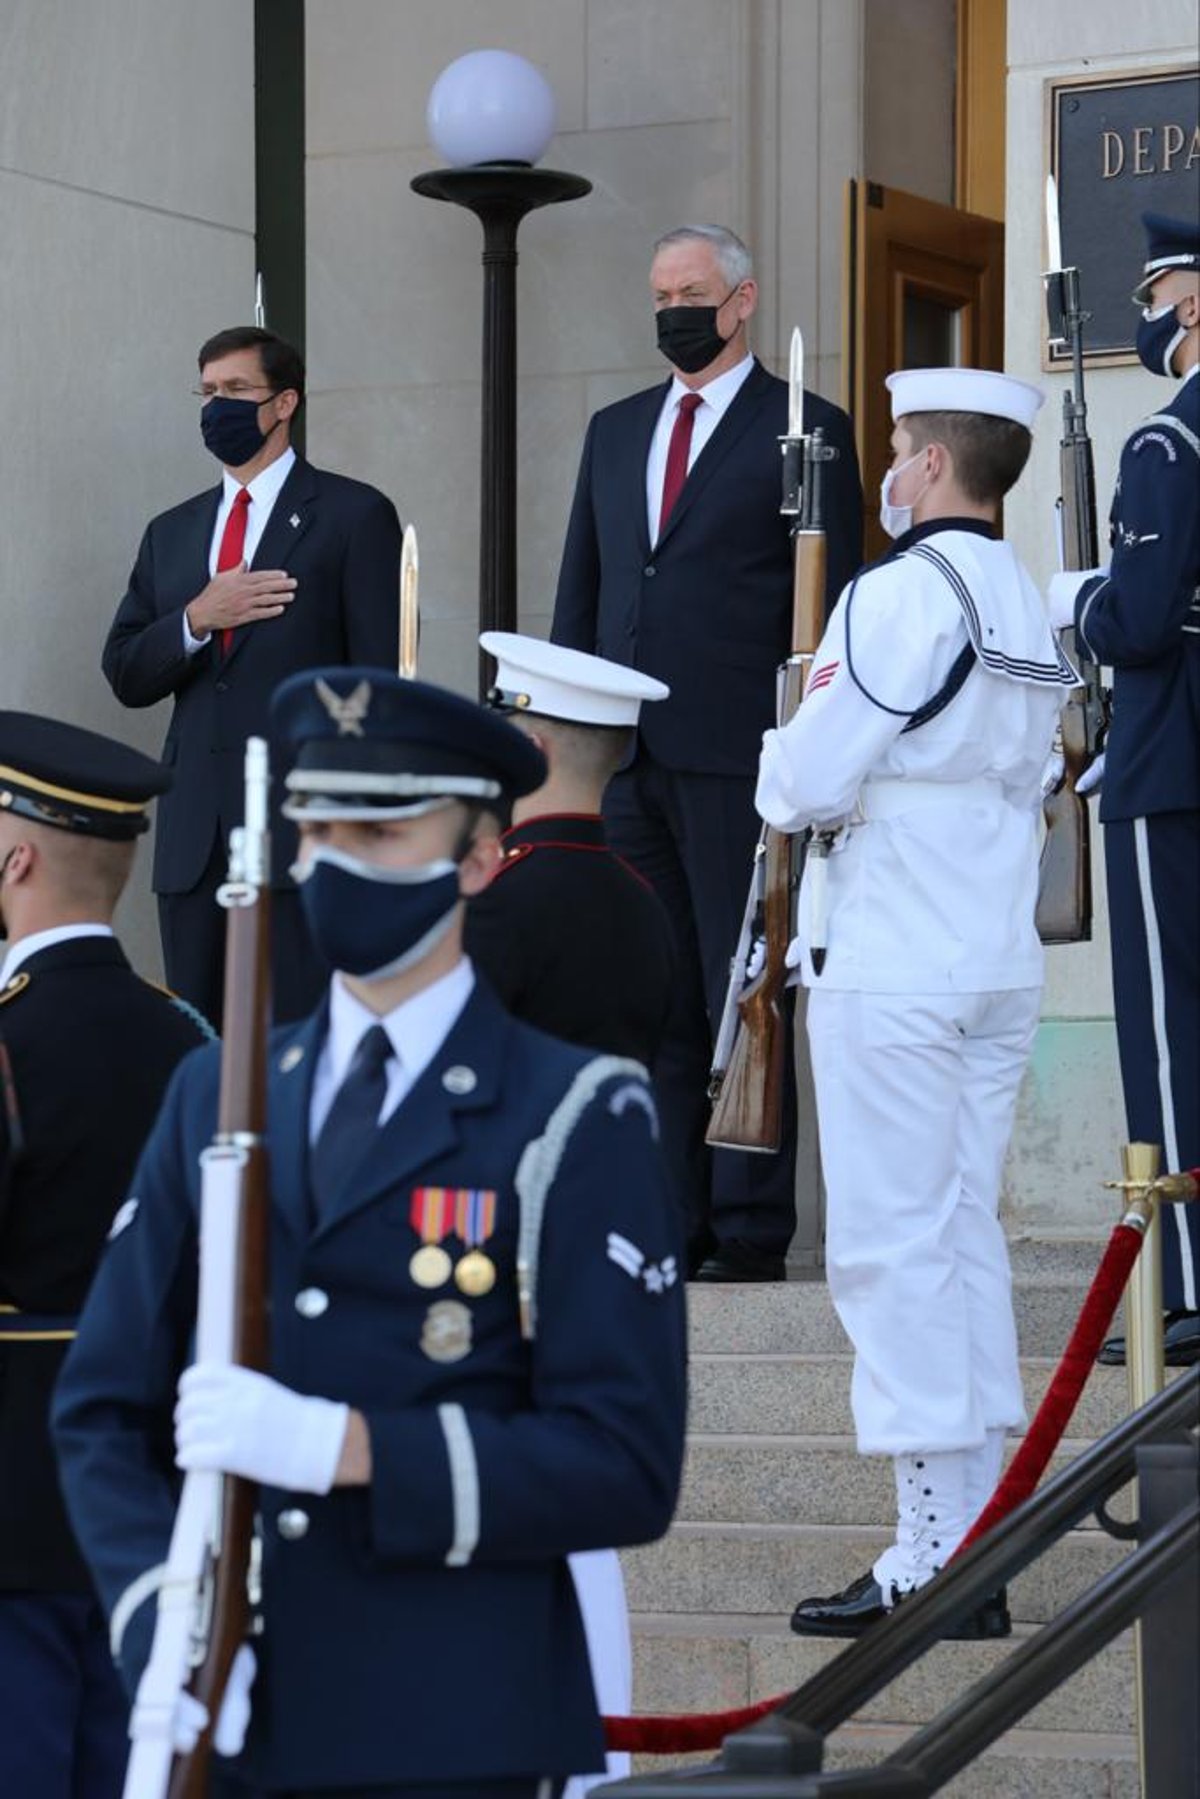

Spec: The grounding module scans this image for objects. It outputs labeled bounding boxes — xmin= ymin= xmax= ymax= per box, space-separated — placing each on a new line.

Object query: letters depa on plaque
xmin=1047 ymin=67 xmax=1199 ymax=365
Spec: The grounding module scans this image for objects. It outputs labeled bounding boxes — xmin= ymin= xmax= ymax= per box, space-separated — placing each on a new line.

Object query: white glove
xmin=1076 ymin=752 xmax=1106 ymax=797
xmin=152 ymin=1644 xmax=256 ymax=1756
xmin=175 ymin=1363 xmax=349 ymax=1495
xmin=1047 ymin=568 xmax=1106 ymax=631
xmin=1040 ymin=750 xmax=1065 ymax=799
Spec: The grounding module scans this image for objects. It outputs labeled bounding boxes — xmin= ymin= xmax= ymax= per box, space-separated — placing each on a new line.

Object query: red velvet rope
xmin=604 ymin=1218 xmax=1147 ymax=1755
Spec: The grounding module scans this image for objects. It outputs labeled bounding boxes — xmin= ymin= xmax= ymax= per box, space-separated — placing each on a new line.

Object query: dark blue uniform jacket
xmin=1075 ymin=370 xmax=1200 ymax=821
xmin=52 ymin=978 xmax=687 ymax=1792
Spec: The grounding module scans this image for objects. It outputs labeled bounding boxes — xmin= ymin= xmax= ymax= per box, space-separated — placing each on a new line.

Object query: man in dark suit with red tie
xmin=552 ymin=225 xmax=863 ymax=1281
xmin=102 ymin=327 xmax=402 ymax=1028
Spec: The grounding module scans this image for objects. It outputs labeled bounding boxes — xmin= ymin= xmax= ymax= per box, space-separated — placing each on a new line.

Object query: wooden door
xmin=844 ymin=181 xmax=1006 ymax=562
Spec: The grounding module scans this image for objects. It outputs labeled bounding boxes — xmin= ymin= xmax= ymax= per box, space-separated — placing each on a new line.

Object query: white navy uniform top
xmin=756 ymin=520 xmax=1077 ymax=995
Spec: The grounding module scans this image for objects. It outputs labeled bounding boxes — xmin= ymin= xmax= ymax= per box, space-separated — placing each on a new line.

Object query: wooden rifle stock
xmin=707 ymin=482 xmax=828 ymax=1152
xmin=167 ymin=865 xmax=271 ymax=1798
xmin=117 ymin=743 xmax=273 ymax=1799
xmin=1036 ymin=262 xmax=1104 ymax=945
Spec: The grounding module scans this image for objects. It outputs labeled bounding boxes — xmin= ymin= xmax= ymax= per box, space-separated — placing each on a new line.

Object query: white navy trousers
xmin=807 ymin=985 xmax=1039 ymax=1456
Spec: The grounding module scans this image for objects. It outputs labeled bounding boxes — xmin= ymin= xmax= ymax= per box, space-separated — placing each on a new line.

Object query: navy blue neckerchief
xmin=843 ymin=517 xmax=995 ymax=731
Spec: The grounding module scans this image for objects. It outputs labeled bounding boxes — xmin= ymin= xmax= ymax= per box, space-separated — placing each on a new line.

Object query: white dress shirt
xmin=644 ymin=352 xmax=755 ymax=545
xmin=0 ymin=923 xmax=114 ymax=987
xmin=308 ymin=957 xmax=476 ymax=1141
xmin=182 ymin=447 xmax=298 ymax=653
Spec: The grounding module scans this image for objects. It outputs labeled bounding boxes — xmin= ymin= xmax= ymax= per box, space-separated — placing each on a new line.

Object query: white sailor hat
xmin=481 ymin=632 xmax=669 ymax=728
xmin=886 ymin=367 xmax=1045 ymax=430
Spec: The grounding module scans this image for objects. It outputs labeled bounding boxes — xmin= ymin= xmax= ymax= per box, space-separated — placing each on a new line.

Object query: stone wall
xmin=304 ymin=0 xmax=866 ymax=685
xmin=0 ymin=0 xmax=257 ymax=972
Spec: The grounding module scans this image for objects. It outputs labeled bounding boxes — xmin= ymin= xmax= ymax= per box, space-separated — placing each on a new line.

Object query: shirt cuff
xmin=182 ymin=607 xmax=211 ymax=654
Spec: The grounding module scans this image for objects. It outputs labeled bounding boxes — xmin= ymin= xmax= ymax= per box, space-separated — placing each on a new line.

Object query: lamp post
xmin=412 ymin=50 xmax=590 ymax=697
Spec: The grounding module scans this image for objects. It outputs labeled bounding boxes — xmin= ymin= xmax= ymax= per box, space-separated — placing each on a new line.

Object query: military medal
xmin=409 ymin=1188 xmax=455 ymax=1289
xmin=420 ymin=1299 xmax=473 ymax=1363
xmin=454 ymin=1189 xmax=498 ymax=1297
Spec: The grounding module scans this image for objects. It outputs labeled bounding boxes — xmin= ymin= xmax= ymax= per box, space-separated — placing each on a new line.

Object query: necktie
xmin=658 ymin=391 xmax=703 ymax=538
xmin=308 ymin=1024 xmax=393 ymax=1220
xmin=216 ymin=486 xmax=252 ymax=658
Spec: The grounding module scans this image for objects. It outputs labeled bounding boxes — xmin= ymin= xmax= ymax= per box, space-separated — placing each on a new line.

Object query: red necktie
xmin=658 ymin=391 xmax=703 ymax=538
xmin=216 ymin=486 xmax=252 ymax=657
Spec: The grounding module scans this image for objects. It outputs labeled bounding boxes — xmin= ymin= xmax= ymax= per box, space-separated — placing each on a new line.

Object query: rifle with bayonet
xmin=707 ymin=328 xmax=837 ymax=1152
xmin=119 ymin=739 xmax=272 ymax=1799
xmin=1036 ymin=174 xmax=1108 ymax=945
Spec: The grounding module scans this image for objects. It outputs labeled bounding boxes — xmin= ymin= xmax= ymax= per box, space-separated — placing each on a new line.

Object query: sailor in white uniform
xmin=756 ymin=368 xmax=1077 ymax=1637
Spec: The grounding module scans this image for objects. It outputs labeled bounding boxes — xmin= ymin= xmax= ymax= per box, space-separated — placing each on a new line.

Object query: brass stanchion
xmin=1120 ymin=1142 xmax=1165 ymax=1408
xmin=1110 ymin=1141 xmax=1163 ymax=1799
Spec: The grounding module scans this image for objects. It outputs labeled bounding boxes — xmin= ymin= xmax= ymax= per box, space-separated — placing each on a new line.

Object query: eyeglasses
xmin=192 ymin=382 xmax=275 ymax=402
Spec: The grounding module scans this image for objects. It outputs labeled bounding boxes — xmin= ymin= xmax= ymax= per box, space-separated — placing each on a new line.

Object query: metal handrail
xmin=805 ymin=1504 xmax=1198 ymax=1796
xmin=767 ymin=1369 xmax=1196 ymax=1742
xmin=599 ymin=1370 xmax=1198 ymax=1796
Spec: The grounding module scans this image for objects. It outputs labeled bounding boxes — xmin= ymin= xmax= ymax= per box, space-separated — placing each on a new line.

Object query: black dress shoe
xmin=692 ymin=1241 xmax=787 ymax=1283
xmin=790 ymin=1570 xmax=1011 ymax=1640
xmin=1098 ymin=1309 xmax=1200 ymax=1368
xmin=686 ymin=1227 xmax=718 ymax=1280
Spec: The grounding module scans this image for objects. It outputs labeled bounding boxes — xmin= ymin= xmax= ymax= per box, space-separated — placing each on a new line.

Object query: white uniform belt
xmin=858 ymin=776 xmax=1008 ymax=819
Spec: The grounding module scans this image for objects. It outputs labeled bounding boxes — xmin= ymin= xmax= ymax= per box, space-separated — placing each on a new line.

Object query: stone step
xmin=622 ymin=1519 xmax=1124 ymax=1625
xmin=687 ymin=1352 xmax=1141 ymax=1441
xmin=630 ymin=1613 xmax=1136 ymax=1737
xmin=676 ymin=1434 xmax=1119 ymax=1529
xmin=629 ymin=1726 xmax=1138 ymax=1798
xmin=686 ymin=1277 xmax=1111 ymax=1361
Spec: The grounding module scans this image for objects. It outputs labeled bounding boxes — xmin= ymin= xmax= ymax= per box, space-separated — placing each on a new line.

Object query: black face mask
xmin=200 ymin=395 xmax=281 ymax=468
xmin=655 ymin=286 xmax=740 ymax=375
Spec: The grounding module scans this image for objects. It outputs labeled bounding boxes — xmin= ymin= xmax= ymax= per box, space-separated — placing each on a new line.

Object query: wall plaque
xmin=1046 ymin=66 xmax=1199 ymax=367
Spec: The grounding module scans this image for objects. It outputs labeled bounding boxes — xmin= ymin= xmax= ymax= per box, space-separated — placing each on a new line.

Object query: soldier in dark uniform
xmin=1049 ymin=211 xmax=1200 ymax=1366
xmin=466 ymin=632 xmax=678 ymax=1796
xmin=0 ymin=712 xmax=213 ymax=1799
xmin=52 ymin=668 xmax=687 ymax=1799
xmin=467 ymin=631 xmax=676 ymax=1067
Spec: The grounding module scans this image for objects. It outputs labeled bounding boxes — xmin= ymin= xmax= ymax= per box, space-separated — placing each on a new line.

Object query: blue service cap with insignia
xmin=272 ymin=666 xmax=546 ymax=821
xmin=0 ymin=711 xmax=169 ymax=840
xmin=1133 ymin=210 xmax=1200 ymax=305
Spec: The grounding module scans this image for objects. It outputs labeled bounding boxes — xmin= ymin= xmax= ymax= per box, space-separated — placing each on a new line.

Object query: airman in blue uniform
xmin=0 ymin=712 xmax=212 ymax=1799
xmin=1049 ymin=210 xmax=1200 ymax=1365
xmin=52 ymin=669 xmax=687 ymax=1799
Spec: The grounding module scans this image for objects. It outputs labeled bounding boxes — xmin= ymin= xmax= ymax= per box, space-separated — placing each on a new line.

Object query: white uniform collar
xmin=1 ymin=922 xmax=115 ymax=987
xmin=325 ymin=957 xmax=475 ymax=1093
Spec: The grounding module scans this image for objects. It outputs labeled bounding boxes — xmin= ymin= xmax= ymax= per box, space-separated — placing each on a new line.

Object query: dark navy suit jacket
xmin=552 ymin=360 xmax=863 ymax=777
xmin=102 ymin=457 xmax=402 ymax=893
xmin=1074 ymin=371 xmax=1200 ymax=822
xmin=52 ymin=979 xmax=686 ymax=1790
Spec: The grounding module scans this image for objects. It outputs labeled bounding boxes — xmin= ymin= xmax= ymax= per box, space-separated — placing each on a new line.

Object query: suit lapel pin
xmin=280 ymin=1044 xmax=305 ymax=1073
xmin=289 ymin=513 xmax=301 ymax=528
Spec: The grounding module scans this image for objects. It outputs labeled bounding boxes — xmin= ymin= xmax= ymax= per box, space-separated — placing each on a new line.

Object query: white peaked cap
xmin=481 ymin=631 xmax=669 ymax=727
xmin=886 ymin=367 xmax=1045 ymax=430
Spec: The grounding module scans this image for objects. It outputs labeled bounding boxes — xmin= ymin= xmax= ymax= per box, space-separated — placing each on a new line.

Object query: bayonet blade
xmin=788 ymin=327 xmax=804 ymax=439
xmin=254 ymin=272 xmax=266 ymax=328
xmin=1045 ymin=176 xmax=1063 ymax=275
xmin=399 ymin=525 xmax=419 ymax=680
